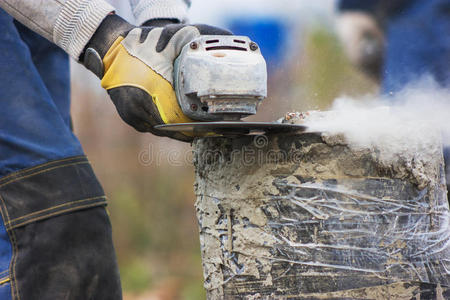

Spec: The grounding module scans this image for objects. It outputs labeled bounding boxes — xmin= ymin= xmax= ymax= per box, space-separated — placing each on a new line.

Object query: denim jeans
xmin=0 ymin=8 xmax=122 ymax=299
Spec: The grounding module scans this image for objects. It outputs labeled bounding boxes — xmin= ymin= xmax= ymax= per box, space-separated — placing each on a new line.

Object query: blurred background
xmin=70 ymin=0 xmax=379 ymax=299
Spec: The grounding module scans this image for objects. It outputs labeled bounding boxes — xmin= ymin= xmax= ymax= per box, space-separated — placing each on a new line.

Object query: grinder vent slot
xmin=206 ymin=46 xmax=247 ymax=51
xmin=233 ymin=39 xmax=246 ymax=44
xmin=206 ymin=39 xmax=219 ymax=44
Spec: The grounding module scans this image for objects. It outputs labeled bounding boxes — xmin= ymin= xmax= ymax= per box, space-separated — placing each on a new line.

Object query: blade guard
xmin=173 ymin=35 xmax=267 ymax=121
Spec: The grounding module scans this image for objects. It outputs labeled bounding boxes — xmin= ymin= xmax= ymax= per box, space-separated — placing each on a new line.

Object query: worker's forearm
xmin=0 ymin=0 xmax=114 ymax=59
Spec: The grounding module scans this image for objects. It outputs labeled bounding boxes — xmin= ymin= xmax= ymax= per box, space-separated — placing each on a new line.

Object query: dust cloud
xmin=304 ymin=78 xmax=450 ymax=162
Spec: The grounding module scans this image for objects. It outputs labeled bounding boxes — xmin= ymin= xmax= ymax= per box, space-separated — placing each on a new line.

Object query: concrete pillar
xmin=193 ymin=131 xmax=450 ymax=299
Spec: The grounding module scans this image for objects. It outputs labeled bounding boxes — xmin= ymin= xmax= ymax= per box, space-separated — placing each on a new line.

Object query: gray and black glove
xmin=81 ymin=15 xmax=231 ymax=142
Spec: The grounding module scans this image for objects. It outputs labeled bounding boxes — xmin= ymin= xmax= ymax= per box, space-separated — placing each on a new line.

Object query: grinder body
xmin=173 ymin=35 xmax=267 ymax=121
xmin=158 ymin=36 xmax=306 ymax=136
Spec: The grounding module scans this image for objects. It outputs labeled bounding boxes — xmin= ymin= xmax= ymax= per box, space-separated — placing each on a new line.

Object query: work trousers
xmin=0 ymin=8 xmax=122 ymax=299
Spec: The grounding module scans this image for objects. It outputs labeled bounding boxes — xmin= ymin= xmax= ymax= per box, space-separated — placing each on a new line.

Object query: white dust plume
xmin=303 ymin=79 xmax=450 ymax=162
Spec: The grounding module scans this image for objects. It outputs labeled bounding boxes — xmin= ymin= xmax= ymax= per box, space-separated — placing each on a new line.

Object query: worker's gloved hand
xmin=81 ymin=15 xmax=231 ymax=142
xmin=336 ymin=12 xmax=385 ymax=81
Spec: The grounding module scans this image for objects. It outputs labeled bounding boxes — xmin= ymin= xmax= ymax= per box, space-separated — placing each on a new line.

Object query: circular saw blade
xmin=154 ymin=122 xmax=307 ymax=136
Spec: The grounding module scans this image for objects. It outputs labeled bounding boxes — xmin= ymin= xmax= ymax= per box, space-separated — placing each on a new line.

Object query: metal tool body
xmin=155 ymin=35 xmax=306 ymax=136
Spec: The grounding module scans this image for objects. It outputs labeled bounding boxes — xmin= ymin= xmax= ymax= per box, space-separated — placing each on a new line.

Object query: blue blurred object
xmin=228 ymin=18 xmax=288 ymax=70
xmin=382 ymin=0 xmax=450 ymax=93
xmin=339 ymin=0 xmax=450 ymax=92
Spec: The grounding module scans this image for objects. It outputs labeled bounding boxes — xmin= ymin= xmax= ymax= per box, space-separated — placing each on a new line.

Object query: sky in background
xmin=107 ymin=0 xmax=335 ymax=26
xmin=189 ymin=0 xmax=334 ymax=25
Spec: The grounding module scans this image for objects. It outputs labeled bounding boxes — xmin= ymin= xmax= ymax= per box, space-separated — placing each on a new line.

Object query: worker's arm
xmin=1 ymin=0 xmax=231 ymax=141
xmin=0 ymin=0 xmax=192 ymax=59
xmin=0 ymin=0 xmax=115 ymax=59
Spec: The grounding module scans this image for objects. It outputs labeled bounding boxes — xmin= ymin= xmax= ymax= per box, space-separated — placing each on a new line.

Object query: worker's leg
xmin=13 ymin=21 xmax=72 ymax=128
xmin=0 ymin=8 xmax=121 ymax=300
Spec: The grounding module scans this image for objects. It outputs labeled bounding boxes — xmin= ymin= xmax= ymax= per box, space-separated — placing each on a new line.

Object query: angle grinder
xmin=153 ymin=35 xmax=306 ymax=136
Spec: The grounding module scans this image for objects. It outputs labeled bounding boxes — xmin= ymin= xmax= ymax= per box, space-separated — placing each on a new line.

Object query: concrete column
xmin=193 ymin=131 xmax=450 ymax=299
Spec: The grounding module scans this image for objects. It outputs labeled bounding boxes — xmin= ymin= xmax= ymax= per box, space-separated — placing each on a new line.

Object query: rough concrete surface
xmin=193 ymin=129 xmax=450 ymax=299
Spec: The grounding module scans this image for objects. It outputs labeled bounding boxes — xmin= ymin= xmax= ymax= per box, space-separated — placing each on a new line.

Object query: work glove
xmin=336 ymin=12 xmax=385 ymax=81
xmin=81 ymin=15 xmax=231 ymax=142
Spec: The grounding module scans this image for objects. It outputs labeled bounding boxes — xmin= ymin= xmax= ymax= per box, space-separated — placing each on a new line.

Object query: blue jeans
xmin=0 ymin=9 xmax=84 ymax=177
xmin=0 ymin=9 xmax=121 ymax=299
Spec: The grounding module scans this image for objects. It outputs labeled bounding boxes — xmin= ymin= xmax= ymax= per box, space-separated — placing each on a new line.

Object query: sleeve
xmin=0 ymin=0 xmax=115 ymax=59
xmin=129 ymin=0 xmax=191 ymax=25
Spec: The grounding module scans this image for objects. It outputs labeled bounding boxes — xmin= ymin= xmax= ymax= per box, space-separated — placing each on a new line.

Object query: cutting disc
xmin=154 ymin=122 xmax=307 ymax=136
